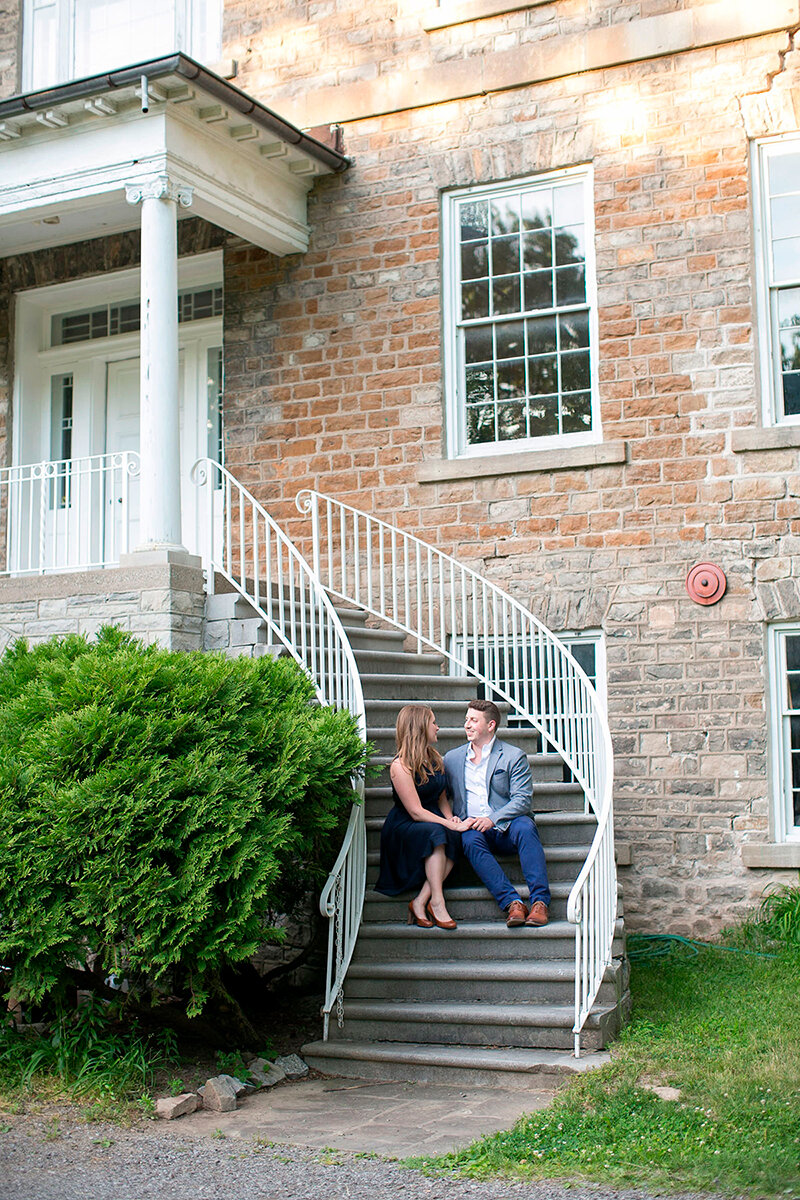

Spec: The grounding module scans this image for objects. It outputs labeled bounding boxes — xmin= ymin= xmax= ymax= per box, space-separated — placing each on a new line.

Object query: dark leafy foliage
xmin=0 ymin=627 xmax=367 ymax=1015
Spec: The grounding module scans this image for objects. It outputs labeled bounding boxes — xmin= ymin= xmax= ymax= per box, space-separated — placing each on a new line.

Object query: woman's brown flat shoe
xmin=407 ymin=901 xmax=434 ymax=927
xmin=426 ymin=903 xmax=456 ymax=930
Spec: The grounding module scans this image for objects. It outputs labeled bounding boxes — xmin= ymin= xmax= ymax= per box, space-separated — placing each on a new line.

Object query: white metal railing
xmin=296 ymin=489 xmax=616 ymax=1057
xmin=191 ymin=460 xmax=367 ymax=1038
xmin=0 ymin=452 xmax=140 ymax=575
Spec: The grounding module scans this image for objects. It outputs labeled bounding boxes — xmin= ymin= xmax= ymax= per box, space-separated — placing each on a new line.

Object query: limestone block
xmin=201 ymin=1075 xmax=238 ymax=1112
xmin=247 ymin=1058 xmax=286 ymax=1088
xmin=273 ymin=1054 xmax=309 ymax=1080
xmin=156 ymin=1092 xmax=199 ymax=1120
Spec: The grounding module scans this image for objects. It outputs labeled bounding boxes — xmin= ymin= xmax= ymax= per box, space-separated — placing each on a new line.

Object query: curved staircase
xmin=193 ymin=466 xmax=624 ymax=1086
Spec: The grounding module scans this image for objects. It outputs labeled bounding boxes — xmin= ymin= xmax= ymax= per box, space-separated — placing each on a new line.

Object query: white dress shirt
xmin=464 ymin=736 xmax=496 ymax=820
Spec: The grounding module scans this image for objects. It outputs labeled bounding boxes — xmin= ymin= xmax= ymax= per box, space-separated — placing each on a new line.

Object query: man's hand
xmin=453 ymin=817 xmax=476 ymax=831
xmin=471 ymin=816 xmax=495 ymax=833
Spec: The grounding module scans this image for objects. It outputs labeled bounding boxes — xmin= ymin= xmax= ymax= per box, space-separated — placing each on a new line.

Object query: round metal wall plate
xmin=686 ymin=562 xmax=726 ymax=606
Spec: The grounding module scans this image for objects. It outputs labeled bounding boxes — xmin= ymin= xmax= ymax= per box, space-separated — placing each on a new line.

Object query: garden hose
xmin=626 ymin=933 xmax=777 ymax=962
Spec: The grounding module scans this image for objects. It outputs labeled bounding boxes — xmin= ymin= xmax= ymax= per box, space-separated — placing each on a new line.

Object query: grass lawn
xmin=414 ymin=937 xmax=800 ymax=1198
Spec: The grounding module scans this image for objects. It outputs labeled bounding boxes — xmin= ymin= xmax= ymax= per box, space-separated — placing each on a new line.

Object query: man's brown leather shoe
xmin=506 ymin=900 xmax=528 ymax=927
xmin=525 ymin=901 xmax=549 ymax=927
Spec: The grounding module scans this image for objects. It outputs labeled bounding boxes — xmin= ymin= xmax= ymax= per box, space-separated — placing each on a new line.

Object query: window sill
xmin=422 ymin=0 xmax=551 ymax=31
xmin=741 ymin=842 xmax=800 ymax=869
xmin=731 ymin=426 xmax=800 ymax=453
xmin=418 ymin=439 xmax=627 ymax=484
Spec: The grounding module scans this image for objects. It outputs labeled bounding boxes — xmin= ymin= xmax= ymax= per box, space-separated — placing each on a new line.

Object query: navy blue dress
xmin=375 ymin=768 xmax=460 ymax=896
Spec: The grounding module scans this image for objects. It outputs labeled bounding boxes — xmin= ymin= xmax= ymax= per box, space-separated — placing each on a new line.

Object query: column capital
xmin=125 ymin=175 xmax=193 ymax=208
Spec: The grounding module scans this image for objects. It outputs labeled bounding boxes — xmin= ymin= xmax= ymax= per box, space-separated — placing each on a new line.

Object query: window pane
xmin=782 ymin=372 xmax=800 ymax=416
xmin=787 ymin=670 xmax=800 ymax=710
xmin=496 ymin=360 xmax=525 ymax=400
xmin=461 ymin=240 xmax=489 ymax=281
xmin=786 ymin=636 xmax=800 ymax=672
xmin=562 ymin=391 xmax=592 ymax=433
xmin=768 ymin=152 xmax=800 ymax=197
xmin=492 ymin=234 xmax=520 ymax=276
xmin=553 ymin=183 xmax=584 ymax=226
xmin=490 ymin=195 xmax=520 ymax=236
xmin=561 ymin=350 xmax=591 ymax=392
xmin=464 ymin=325 xmax=493 ymax=365
xmin=466 ymin=404 xmax=497 ymax=444
xmin=559 ymin=311 xmax=589 ymax=350
xmin=492 ymin=275 xmax=521 ymax=315
xmin=497 ymin=401 xmax=526 ymax=441
xmin=521 ymin=191 xmax=552 ymax=231
xmin=462 ymin=280 xmax=490 ymax=320
xmin=523 ymin=231 xmax=552 ymax=270
xmin=527 ymin=315 xmax=557 ymax=354
xmin=556 ymin=265 xmax=586 ymax=306
xmin=772 ymin=237 xmax=800 ymax=284
xmin=28 ymin=0 xmax=58 ymax=89
xmin=460 ymin=200 xmax=489 ymax=241
xmin=771 ymin=194 xmax=800 ymax=241
xmin=524 ymin=271 xmax=553 ymax=311
xmin=527 ymin=396 xmax=558 ymax=438
xmin=465 ymin=365 xmax=494 ymax=405
xmin=555 ymin=225 xmax=585 ymax=266
xmin=496 ymin=321 xmax=525 ymax=360
xmin=528 ymin=355 xmax=558 ymax=394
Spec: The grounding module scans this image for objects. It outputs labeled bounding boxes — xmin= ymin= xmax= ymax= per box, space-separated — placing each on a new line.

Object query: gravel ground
xmin=0 ymin=1111 xmax=733 ymax=1200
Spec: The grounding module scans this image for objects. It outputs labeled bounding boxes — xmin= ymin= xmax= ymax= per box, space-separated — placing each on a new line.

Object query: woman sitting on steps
xmin=374 ymin=704 xmax=471 ymax=930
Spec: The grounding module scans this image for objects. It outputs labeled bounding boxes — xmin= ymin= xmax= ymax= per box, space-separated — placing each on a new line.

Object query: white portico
xmin=0 ymin=54 xmax=347 ymax=572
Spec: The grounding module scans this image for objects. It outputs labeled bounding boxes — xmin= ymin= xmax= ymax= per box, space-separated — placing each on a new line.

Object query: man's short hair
xmin=467 ymin=698 xmax=502 ymax=730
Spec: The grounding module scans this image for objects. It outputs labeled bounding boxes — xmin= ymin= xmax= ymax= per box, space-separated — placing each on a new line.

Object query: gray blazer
xmin=443 ymin=738 xmax=533 ymax=832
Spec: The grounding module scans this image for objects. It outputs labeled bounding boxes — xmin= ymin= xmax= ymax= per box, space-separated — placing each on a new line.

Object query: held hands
xmin=470 ymin=815 xmax=495 ymax=833
xmin=445 ymin=816 xmax=478 ymax=832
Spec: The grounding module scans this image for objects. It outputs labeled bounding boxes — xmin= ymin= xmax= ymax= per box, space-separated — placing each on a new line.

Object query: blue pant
xmin=461 ymin=815 xmax=551 ymax=913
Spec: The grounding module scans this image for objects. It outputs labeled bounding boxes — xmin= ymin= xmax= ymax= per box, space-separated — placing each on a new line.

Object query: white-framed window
xmin=767 ymin=625 xmax=800 ymax=842
xmin=450 ymin=628 xmax=606 ymax=743
xmin=753 ymin=136 xmax=800 ymax=426
xmin=22 ymin=0 xmax=223 ymax=91
xmin=442 ymin=167 xmax=599 ymax=458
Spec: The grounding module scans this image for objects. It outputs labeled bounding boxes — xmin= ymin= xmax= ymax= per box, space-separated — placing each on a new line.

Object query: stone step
xmin=352 ymin=917 xmax=625 ymax=960
xmin=207 ymin=585 xmax=369 ymax=628
xmin=366 ymin=723 xmax=543 ymax=756
xmin=361 ymin=888 xmax=624 ymax=925
xmin=366 ymin=843 xmax=591 ymax=886
xmin=343 ymin=957 xmax=623 ymax=1006
xmin=364 ymin=809 xmax=596 ymax=848
xmin=364 ymin=780 xmax=586 ymax=814
xmin=366 ymin=752 xmax=568 ymax=787
xmin=349 ymin=648 xmax=447 ymax=676
xmin=359 ymin=673 xmax=478 ymax=701
xmin=325 ymin=999 xmax=623 ymax=1052
xmin=301 ymin=1039 xmax=611 ymax=1088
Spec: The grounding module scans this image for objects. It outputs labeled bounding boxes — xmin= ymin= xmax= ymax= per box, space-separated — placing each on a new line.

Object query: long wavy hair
xmin=394 ymin=705 xmax=444 ymax=783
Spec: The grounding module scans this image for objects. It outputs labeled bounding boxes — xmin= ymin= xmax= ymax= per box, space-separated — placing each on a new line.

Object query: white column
xmin=125 ymin=175 xmax=193 ymax=553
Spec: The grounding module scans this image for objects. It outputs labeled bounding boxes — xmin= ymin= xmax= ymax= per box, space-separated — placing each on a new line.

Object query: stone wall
xmin=0 ymin=562 xmax=206 ymax=653
xmin=216 ymin=8 xmax=800 ymax=934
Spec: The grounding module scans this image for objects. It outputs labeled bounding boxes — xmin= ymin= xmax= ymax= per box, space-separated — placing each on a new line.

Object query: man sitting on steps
xmin=443 ymin=699 xmax=551 ymax=928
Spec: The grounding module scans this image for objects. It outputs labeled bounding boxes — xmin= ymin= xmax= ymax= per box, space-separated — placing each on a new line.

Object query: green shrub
xmin=0 ymin=627 xmax=367 ymax=1016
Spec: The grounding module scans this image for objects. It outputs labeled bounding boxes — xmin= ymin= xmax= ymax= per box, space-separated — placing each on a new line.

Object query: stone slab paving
xmin=160 ymin=1076 xmax=559 ymax=1156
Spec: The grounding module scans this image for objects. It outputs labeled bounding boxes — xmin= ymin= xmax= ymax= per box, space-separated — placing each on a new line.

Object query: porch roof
xmin=0 ymin=54 xmax=349 ymax=259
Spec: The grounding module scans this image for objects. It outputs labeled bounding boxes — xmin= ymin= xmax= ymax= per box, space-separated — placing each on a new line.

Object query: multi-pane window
xmin=444 ymin=170 xmax=597 ymax=456
xmin=754 ymin=138 xmax=800 ymax=424
xmin=51 ymin=287 xmax=223 ymax=347
xmin=768 ymin=627 xmax=800 ymax=841
xmin=23 ymin=0 xmax=222 ymax=91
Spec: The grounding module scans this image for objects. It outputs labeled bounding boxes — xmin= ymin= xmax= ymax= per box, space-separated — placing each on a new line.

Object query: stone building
xmin=1 ymin=0 xmax=800 ymax=947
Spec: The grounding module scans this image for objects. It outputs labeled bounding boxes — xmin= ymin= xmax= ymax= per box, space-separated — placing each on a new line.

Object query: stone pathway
xmin=159 ymin=1076 xmax=558 ymax=1156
